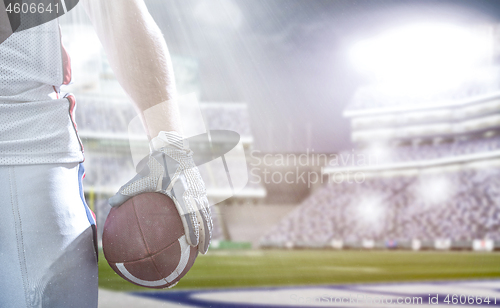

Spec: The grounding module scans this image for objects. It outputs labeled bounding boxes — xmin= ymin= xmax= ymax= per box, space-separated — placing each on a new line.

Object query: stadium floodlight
xmin=350 ymin=23 xmax=492 ymax=94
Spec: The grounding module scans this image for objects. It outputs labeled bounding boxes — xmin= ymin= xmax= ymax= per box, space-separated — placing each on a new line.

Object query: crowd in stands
xmin=261 ymin=68 xmax=500 ymax=248
xmin=345 ymin=135 xmax=500 ymax=167
xmin=261 ymin=167 xmax=500 ymax=246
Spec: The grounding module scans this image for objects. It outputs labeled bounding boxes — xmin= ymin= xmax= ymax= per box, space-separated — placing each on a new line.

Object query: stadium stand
xmin=261 ymin=64 xmax=500 ymax=250
xmin=261 ymin=167 xmax=500 ymax=247
xmin=337 ymin=134 xmax=500 ymax=166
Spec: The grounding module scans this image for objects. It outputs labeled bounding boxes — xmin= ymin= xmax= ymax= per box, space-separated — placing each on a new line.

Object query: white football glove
xmin=109 ymin=131 xmax=212 ymax=254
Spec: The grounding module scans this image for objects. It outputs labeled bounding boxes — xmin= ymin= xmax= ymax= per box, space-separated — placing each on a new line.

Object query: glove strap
xmin=151 ymin=131 xmax=188 ymax=151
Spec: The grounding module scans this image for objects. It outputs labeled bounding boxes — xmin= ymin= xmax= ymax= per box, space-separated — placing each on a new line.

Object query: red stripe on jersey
xmin=59 ymin=26 xmax=72 ymax=85
xmin=61 ymin=43 xmax=72 ymax=85
xmin=52 ymin=86 xmax=59 ymax=99
xmin=65 ymin=94 xmax=85 ymax=156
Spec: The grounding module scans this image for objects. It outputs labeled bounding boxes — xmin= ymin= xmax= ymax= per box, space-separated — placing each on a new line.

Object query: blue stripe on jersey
xmin=78 ymin=163 xmax=96 ymax=226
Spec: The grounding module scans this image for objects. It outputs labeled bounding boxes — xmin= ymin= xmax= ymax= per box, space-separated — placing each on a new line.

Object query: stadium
xmin=261 ymin=67 xmax=500 ymax=251
xmin=57 ymin=1 xmax=500 ymax=307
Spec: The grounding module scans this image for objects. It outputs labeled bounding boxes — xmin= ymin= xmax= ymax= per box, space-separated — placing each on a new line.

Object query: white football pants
xmin=0 ymin=163 xmax=98 ymax=308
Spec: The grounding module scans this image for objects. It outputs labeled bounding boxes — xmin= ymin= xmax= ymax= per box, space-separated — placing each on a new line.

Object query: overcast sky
xmin=145 ymin=0 xmax=500 ymax=153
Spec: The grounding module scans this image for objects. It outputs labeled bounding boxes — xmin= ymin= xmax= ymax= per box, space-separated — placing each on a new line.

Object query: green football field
xmin=98 ymin=250 xmax=500 ymax=292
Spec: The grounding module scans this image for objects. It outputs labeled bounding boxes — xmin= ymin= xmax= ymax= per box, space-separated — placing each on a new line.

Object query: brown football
xmin=102 ymin=192 xmax=198 ymax=289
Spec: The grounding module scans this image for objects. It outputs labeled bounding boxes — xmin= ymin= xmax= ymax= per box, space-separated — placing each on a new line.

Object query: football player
xmin=0 ymin=1 xmax=211 ymax=306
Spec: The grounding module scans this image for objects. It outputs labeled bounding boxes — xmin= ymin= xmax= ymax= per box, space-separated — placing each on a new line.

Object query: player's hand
xmin=109 ymin=131 xmax=212 ymax=254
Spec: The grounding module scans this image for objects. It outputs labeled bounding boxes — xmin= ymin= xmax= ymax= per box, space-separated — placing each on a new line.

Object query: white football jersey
xmin=0 ymin=18 xmax=83 ymax=165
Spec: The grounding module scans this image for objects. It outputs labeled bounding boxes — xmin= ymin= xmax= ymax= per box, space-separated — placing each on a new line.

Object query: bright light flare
xmin=356 ymin=195 xmax=385 ymax=224
xmin=415 ymin=175 xmax=454 ymax=207
xmin=367 ymin=142 xmax=391 ymax=163
xmin=350 ymin=23 xmax=493 ymax=91
xmin=62 ymin=25 xmax=102 ymax=66
xmin=60 ymin=25 xmax=103 ymax=89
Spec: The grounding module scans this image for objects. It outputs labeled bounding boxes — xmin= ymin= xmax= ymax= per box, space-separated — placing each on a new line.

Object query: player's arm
xmin=81 ymin=0 xmax=180 ymax=138
xmin=82 ymin=0 xmax=212 ymax=254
